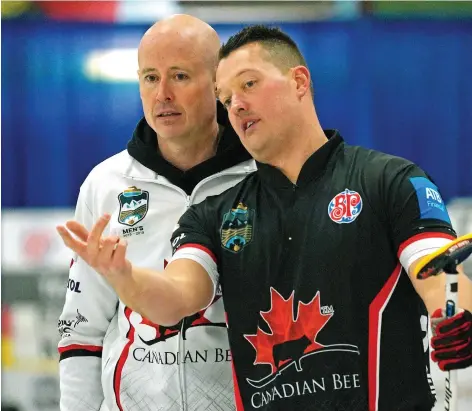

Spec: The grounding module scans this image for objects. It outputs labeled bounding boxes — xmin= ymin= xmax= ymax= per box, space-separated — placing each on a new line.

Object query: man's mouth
xmin=243 ymin=120 xmax=259 ymax=131
xmin=157 ymin=112 xmax=181 ymax=117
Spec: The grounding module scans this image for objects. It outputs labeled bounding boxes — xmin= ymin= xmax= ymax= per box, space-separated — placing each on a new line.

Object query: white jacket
xmin=58 ymin=114 xmax=256 ymax=411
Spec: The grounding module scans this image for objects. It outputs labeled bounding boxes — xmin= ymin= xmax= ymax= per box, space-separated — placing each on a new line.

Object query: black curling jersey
xmin=170 ymin=131 xmax=456 ymax=411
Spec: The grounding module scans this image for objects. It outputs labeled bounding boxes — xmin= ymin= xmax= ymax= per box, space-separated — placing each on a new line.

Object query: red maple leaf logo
xmin=137 ymin=295 xmax=222 ymax=343
xmin=244 ymin=288 xmax=333 ymax=374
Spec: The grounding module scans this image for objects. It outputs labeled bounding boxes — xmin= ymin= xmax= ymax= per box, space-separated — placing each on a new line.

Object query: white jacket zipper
xmin=121 ymin=164 xmax=254 ymax=410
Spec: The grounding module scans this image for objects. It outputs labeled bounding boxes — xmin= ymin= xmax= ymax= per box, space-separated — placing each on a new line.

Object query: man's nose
xmin=156 ymin=80 xmax=173 ymax=102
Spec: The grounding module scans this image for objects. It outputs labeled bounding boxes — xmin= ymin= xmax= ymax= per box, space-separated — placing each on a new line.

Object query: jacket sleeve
xmin=57 ymin=184 xmax=119 ymax=411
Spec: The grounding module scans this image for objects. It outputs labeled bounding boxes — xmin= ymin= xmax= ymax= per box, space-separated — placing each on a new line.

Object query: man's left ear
xmin=292 ymin=66 xmax=310 ymax=98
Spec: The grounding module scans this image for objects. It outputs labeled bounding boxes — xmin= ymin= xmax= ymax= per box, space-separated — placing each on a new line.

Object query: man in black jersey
xmin=58 ymin=25 xmax=472 ymax=411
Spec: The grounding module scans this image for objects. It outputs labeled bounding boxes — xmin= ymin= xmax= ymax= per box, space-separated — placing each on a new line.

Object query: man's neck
xmin=158 ymin=123 xmax=221 ymax=171
xmin=270 ymin=123 xmax=327 ymax=185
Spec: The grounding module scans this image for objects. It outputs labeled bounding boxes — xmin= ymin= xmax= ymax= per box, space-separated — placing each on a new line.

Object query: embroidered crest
xmin=118 ymin=186 xmax=149 ymax=226
xmin=220 ymin=202 xmax=254 ymax=253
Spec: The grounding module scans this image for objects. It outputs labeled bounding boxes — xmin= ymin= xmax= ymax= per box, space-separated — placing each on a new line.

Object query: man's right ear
xmin=291 ymin=66 xmax=311 ymax=99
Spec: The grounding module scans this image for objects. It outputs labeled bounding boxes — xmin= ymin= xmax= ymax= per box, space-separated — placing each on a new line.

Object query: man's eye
xmin=175 ymin=73 xmax=189 ymax=81
xmin=223 ymin=98 xmax=232 ymax=109
xmin=245 ymin=80 xmax=256 ymax=88
xmin=145 ymin=75 xmax=158 ymax=82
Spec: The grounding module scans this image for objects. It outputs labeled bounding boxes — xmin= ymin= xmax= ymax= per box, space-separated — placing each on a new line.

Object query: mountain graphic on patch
xmin=118 ymin=186 xmax=149 ymax=226
xmin=220 ymin=202 xmax=255 ymax=253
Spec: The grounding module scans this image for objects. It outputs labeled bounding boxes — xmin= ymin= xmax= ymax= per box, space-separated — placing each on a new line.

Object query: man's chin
xmin=246 ymin=142 xmax=280 ymax=165
xmin=154 ymin=126 xmax=187 ymax=141
xmin=243 ymin=144 xmax=267 ymax=163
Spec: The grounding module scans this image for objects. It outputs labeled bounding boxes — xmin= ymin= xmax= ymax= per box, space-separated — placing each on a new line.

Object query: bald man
xmin=57 ymin=15 xmax=255 ymax=411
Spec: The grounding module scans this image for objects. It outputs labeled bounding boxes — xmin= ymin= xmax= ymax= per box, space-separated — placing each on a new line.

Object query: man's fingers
xmin=432 ymin=341 xmax=469 ymax=360
xmin=66 ymin=220 xmax=90 ymax=242
xmin=87 ymin=214 xmax=111 ymax=257
xmin=436 ymin=310 xmax=471 ymax=335
xmin=66 ymin=220 xmax=105 ymax=247
xmin=112 ymin=238 xmax=128 ymax=267
xmin=441 ymin=355 xmax=472 ymax=371
xmin=56 ymin=226 xmax=87 ymax=256
xmin=99 ymin=236 xmax=120 ymax=265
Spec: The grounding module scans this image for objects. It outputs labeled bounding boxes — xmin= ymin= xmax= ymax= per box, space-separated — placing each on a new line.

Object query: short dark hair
xmin=219 ymin=25 xmax=313 ymax=95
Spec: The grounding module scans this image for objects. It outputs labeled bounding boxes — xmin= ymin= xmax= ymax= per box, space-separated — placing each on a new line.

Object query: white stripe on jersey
xmin=169 ymin=245 xmax=220 ymax=309
xmin=399 ymin=237 xmax=452 ymax=273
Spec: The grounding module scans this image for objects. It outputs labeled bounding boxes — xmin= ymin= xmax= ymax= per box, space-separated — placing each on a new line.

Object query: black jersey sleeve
xmin=169 ymin=201 xmax=221 ymax=284
xmin=377 ymin=156 xmax=456 ymax=253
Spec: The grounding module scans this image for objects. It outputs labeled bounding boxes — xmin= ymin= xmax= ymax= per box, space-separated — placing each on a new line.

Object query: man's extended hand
xmin=56 ymin=213 xmax=132 ymax=280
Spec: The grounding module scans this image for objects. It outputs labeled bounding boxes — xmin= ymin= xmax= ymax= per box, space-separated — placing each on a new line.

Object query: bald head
xmin=138 ymin=14 xmax=220 ymax=74
xmin=137 ymin=15 xmax=221 ymax=152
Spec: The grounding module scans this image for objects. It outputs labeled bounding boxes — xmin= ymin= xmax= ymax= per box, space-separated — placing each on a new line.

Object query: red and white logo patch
xmin=328 ymin=189 xmax=363 ymax=224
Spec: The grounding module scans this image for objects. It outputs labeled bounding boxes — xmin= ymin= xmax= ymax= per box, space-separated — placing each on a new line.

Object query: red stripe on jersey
xmin=232 ymin=359 xmax=245 ymax=411
xmin=368 ymin=264 xmax=402 ymax=411
xmin=225 ymin=312 xmax=244 ymax=410
xmin=114 ymin=307 xmax=135 ymax=411
xmin=58 ymin=344 xmax=102 ymax=353
xmin=397 ymin=232 xmax=455 ymax=257
xmin=178 ymin=243 xmax=217 ymax=263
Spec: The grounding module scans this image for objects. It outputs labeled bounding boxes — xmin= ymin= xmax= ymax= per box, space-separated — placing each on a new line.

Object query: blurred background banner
xmin=3 ymin=11 xmax=472 ymax=208
xmin=2 ymin=1 xmax=472 ymax=410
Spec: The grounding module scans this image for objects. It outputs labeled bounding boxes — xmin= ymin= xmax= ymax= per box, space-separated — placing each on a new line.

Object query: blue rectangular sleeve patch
xmin=409 ymin=177 xmax=451 ymax=224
